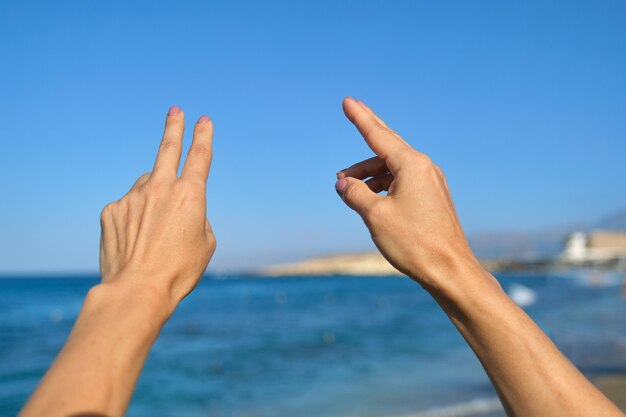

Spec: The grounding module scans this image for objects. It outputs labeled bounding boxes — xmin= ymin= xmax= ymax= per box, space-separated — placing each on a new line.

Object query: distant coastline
xmin=257 ymin=251 xmax=544 ymax=277
xmin=259 ymin=248 xmax=626 ymax=278
xmin=259 ymin=252 xmax=403 ymax=277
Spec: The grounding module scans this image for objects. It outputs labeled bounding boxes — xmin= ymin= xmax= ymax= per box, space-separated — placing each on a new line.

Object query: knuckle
xmin=342 ymin=182 xmax=358 ymax=202
xmin=180 ymin=178 xmax=204 ymax=192
xmin=177 ymin=179 xmax=205 ymax=200
xmin=100 ymin=205 xmax=112 ymax=222
xmin=207 ymin=234 xmax=217 ymax=252
xmin=100 ymin=201 xmax=119 ymax=222
xmin=143 ymin=179 xmax=168 ymax=197
xmin=417 ymin=153 xmax=433 ymax=165
xmin=415 ymin=154 xmax=435 ymax=172
xmin=190 ymin=143 xmax=212 ymax=159
xmin=116 ymin=197 xmax=128 ymax=209
xmin=137 ymin=172 xmax=151 ymax=182
xmin=165 ymin=115 xmax=184 ymax=126
xmin=188 ymin=178 xmax=208 ymax=190
xmin=435 ymin=165 xmax=449 ymax=187
xmin=142 ymin=180 xmax=158 ymax=193
xmin=195 ymin=122 xmax=213 ymax=133
xmin=130 ymin=173 xmax=151 ymax=192
xmin=396 ymin=150 xmax=417 ymax=166
xmin=159 ymin=139 xmax=181 ymax=152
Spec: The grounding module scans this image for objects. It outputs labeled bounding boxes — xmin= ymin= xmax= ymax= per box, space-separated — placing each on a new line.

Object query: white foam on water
xmin=391 ymin=397 xmax=503 ymax=417
xmin=507 ymin=283 xmax=537 ymax=307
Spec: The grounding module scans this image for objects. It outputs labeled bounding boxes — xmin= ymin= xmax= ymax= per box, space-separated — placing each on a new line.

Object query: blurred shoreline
xmin=259 ymin=224 xmax=626 ymax=278
xmin=258 ymin=251 xmax=626 ymax=277
xmin=593 ymin=374 xmax=626 ymax=412
xmin=386 ymin=375 xmax=626 ymax=417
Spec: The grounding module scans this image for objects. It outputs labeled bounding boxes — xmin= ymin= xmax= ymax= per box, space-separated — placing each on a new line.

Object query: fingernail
xmin=168 ymin=105 xmax=181 ymax=116
xmin=335 ymin=178 xmax=348 ymax=194
xmin=197 ymin=115 xmax=210 ymax=124
xmin=336 ymin=171 xmax=345 ymax=179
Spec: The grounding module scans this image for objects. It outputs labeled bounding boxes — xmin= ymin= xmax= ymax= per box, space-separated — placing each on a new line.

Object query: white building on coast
xmin=561 ymin=231 xmax=626 ymax=264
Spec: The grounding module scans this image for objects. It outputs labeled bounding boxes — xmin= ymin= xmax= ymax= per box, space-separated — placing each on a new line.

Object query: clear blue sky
xmin=1 ymin=1 xmax=625 ymax=273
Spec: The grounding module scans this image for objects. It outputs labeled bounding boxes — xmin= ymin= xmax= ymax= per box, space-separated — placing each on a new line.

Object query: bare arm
xmin=335 ymin=97 xmax=624 ymax=417
xmin=19 ymin=107 xmax=217 ymax=417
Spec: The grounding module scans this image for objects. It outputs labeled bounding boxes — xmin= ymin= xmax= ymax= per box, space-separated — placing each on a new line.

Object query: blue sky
xmin=1 ymin=1 xmax=625 ymax=272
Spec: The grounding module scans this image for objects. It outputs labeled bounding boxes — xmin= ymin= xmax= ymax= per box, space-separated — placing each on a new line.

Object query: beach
xmin=1 ymin=273 xmax=624 ymax=417
xmin=595 ymin=375 xmax=626 ymax=412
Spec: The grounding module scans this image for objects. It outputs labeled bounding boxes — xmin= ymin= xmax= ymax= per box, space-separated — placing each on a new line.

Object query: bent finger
xmin=366 ymin=173 xmax=394 ymax=194
xmin=337 ymin=156 xmax=388 ymax=180
xmin=335 ymin=176 xmax=383 ymax=218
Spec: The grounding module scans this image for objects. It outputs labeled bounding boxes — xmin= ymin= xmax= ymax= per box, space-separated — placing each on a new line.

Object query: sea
xmin=1 ymin=272 xmax=625 ymax=417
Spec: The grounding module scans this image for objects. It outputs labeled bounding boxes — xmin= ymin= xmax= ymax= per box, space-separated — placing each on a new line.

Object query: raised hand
xmin=336 ymin=97 xmax=492 ymax=294
xmin=335 ymin=97 xmax=625 ymax=417
xmin=20 ymin=106 xmax=217 ymax=417
xmin=100 ymin=105 xmax=216 ymax=311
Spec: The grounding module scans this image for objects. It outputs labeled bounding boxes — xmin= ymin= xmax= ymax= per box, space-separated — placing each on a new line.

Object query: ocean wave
xmin=391 ymin=397 xmax=503 ymax=417
xmin=507 ymin=283 xmax=537 ymax=307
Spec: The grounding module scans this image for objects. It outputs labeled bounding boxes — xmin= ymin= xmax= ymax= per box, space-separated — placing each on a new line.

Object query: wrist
xmin=412 ymin=251 xmax=504 ymax=308
xmin=86 ymin=276 xmax=174 ymax=327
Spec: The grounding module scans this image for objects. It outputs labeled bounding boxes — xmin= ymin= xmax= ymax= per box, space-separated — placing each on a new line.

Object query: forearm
xmin=20 ymin=279 xmax=171 ymax=417
xmin=20 ymin=107 xmax=214 ymax=417
xmin=425 ymin=260 xmax=623 ymax=417
xmin=335 ymin=98 xmax=623 ymax=415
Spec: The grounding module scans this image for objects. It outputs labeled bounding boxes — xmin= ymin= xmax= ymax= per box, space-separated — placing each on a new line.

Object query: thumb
xmin=335 ymin=177 xmax=381 ymax=216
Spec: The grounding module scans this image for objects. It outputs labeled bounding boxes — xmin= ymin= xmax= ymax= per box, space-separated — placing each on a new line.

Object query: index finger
xmin=342 ymin=97 xmax=407 ymax=161
xmin=181 ymin=115 xmax=214 ymax=183
xmin=355 ymin=100 xmax=410 ymax=147
xmin=152 ymin=106 xmax=185 ymax=179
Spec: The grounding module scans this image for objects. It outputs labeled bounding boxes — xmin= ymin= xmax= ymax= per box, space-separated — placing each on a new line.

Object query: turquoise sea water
xmin=1 ymin=273 xmax=625 ymax=417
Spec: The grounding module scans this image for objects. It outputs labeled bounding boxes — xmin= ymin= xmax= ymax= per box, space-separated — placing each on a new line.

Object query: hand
xmin=336 ymin=98 xmax=491 ymax=293
xmin=99 ymin=106 xmax=216 ymax=310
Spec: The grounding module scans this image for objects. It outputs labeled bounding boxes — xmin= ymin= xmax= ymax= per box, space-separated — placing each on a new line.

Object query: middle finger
xmin=337 ymin=156 xmax=389 ymax=180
